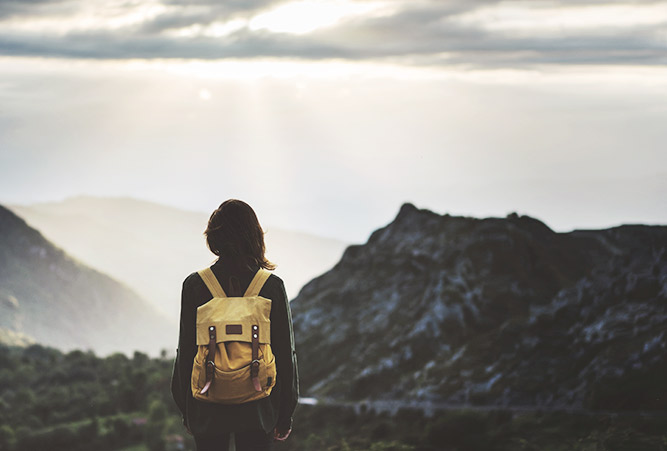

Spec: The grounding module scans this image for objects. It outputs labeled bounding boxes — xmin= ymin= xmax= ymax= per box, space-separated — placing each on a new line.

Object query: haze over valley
xmin=9 ymin=196 xmax=348 ymax=319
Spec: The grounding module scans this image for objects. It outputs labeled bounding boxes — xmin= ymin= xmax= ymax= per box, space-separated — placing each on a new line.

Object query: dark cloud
xmin=138 ymin=0 xmax=288 ymax=33
xmin=0 ymin=0 xmax=665 ymax=67
xmin=0 ymin=0 xmax=80 ymax=19
xmin=159 ymin=0 xmax=275 ymax=6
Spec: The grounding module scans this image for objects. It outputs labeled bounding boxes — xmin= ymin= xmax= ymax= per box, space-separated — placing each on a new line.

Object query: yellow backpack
xmin=190 ymin=267 xmax=277 ymax=404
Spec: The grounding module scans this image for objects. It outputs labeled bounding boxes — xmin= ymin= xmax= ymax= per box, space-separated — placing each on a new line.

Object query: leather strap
xmin=200 ymin=325 xmax=217 ymax=395
xmin=250 ymin=324 xmax=261 ymax=391
xmin=198 ymin=268 xmax=227 ymax=298
xmin=244 ymin=269 xmax=271 ymax=297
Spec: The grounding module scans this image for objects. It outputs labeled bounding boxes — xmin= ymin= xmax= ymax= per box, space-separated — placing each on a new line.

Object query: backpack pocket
xmin=192 ymin=352 xmax=276 ymax=404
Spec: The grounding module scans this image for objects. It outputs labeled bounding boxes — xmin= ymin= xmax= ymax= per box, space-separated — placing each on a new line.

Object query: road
xmin=299 ymin=397 xmax=667 ymax=418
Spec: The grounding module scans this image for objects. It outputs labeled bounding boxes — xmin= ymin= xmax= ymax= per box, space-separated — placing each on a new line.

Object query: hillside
xmin=291 ymin=203 xmax=667 ymax=409
xmin=9 ymin=196 xmax=347 ymax=318
xmin=0 ymin=205 xmax=174 ymax=355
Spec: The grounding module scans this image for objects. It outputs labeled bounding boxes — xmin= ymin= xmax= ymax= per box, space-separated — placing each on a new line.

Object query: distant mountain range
xmin=5 ymin=197 xmax=665 ymax=406
xmin=291 ymin=203 xmax=667 ymax=410
xmin=9 ymin=196 xmax=348 ymax=319
xmin=0 ymin=205 xmax=173 ymax=356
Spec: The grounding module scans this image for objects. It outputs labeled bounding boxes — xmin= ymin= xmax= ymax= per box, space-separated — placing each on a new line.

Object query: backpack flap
xmin=195 ymin=297 xmax=272 ymax=346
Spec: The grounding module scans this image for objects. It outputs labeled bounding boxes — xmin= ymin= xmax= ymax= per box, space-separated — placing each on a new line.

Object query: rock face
xmin=0 ymin=205 xmax=174 ymax=356
xmin=291 ymin=204 xmax=667 ymax=410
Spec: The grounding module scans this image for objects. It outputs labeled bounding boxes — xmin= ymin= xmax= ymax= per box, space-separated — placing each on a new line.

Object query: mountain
xmin=0 ymin=205 xmax=174 ymax=356
xmin=9 ymin=196 xmax=348 ymax=319
xmin=291 ymin=203 xmax=667 ymax=410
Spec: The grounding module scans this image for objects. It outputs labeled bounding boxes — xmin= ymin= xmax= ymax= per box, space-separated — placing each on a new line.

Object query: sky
xmin=1 ymin=0 xmax=666 ymax=242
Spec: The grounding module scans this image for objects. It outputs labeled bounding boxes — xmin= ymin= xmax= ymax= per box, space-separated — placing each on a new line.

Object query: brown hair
xmin=204 ymin=199 xmax=275 ymax=270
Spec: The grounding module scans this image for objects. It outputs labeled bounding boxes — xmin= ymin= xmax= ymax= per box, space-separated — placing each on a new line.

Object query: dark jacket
xmin=170 ymin=259 xmax=299 ymax=436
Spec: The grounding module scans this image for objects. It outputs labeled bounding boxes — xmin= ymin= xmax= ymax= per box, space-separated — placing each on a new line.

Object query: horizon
xmin=6 ymin=193 xmax=665 ymax=246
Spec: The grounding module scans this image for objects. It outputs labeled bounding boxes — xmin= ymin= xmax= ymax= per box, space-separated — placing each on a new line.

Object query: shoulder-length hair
xmin=204 ymin=199 xmax=275 ymax=270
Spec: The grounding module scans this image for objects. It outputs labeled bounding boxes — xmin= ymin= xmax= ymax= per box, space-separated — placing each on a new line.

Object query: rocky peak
xmin=291 ymin=204 xmax=666 ymax=409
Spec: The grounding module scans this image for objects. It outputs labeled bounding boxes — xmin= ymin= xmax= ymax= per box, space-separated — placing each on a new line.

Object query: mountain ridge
xmin=291 ymin=203 xmax=666 ymax=409
xmin=0 ymin=204 xmax=174 ymax=356
xmin=9 ymin=196 xmax=348 ymax=318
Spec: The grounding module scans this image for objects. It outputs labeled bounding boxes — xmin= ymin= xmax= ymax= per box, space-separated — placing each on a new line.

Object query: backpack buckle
xmin=250 ymin=359 xmax=260 ymax=377
xmin=201 ymin=361 xmax=216 ymax=395
xmin=250 ymin=360 xmax=262 ymax=392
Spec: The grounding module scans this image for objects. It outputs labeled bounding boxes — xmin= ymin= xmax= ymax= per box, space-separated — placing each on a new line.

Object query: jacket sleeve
xmin=171 ymin=274 xmax=198 ymax=421
xmin=271 ymin=277 xmax=300 ymax=432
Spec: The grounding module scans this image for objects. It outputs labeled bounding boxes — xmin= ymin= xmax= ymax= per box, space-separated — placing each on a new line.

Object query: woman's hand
xmin=182 ymin=418 xmax=192 ymax=436
xmin=273 ymin=427 xmax=291 ymax=441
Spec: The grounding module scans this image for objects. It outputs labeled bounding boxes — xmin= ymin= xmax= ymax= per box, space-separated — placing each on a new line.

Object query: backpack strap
xmin=200 ymin=325 xmax=217 ymax=395
xmin=251 ymin=324 xmax=261 ymax=392
xmin=198 ymin=268 xmax=227 ymax=298
xmin=244 ymin=269 xmax=271 ymax=297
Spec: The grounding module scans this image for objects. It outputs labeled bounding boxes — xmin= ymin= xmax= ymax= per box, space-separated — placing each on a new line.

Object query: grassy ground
xmin=116 ymin=445 xmax=148 ymax=451
xmin=6 ymin=402 xmax=666 ymax=451
xmin=270 ymin=405 xmax=667 ymax=451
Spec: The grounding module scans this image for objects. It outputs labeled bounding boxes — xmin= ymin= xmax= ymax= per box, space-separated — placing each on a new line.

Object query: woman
xmin=171 ymin=199 xmax=299 ymax=451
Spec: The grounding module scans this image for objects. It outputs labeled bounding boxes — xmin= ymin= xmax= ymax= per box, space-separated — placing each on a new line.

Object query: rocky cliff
xmin=291 ymin=204 xmax=666 ymax=410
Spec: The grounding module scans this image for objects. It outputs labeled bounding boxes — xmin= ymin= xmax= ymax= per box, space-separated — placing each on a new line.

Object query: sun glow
xmin=248 ymin=0 xmax=389 ymax=35
xmin=455 ymin=3 xmax=667 ymax=32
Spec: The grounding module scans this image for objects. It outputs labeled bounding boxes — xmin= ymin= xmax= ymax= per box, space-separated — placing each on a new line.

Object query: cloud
xmin=138 ymin=0 xmax=287 ymax=33
xmin=0 ymin=0 xmax=665 ymax=67
xmin=0 ymin=0 xmax=67 ymax=17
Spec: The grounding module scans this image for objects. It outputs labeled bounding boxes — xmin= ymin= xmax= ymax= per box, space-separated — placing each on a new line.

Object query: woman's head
xmin=204 ymin=199 xmax=275 ymax=270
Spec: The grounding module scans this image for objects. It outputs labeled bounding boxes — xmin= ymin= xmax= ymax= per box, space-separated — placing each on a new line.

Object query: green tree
xmin=0 ymin=424 xmax=16 ymax=451
xmin=145 ymin=399 xmax=168 ymax=451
